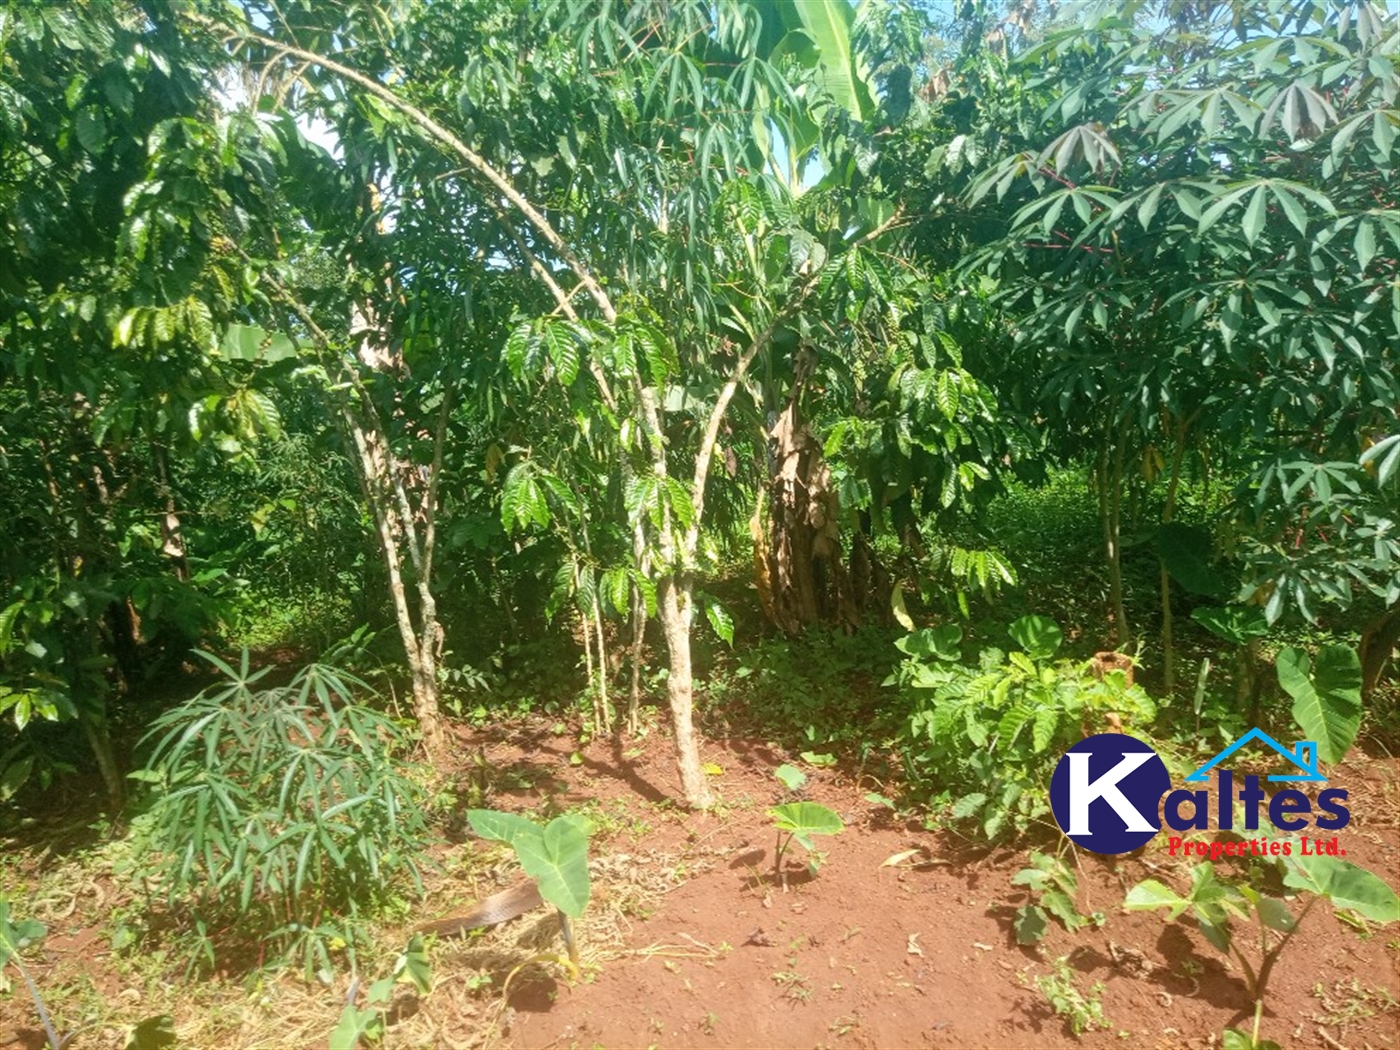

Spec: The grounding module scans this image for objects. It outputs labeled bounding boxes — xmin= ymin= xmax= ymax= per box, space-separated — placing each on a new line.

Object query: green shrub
xmin=132 ymin=650 xmax=428 ymax=977
xmin=889 ymin=615 xmax=1158 ymax=839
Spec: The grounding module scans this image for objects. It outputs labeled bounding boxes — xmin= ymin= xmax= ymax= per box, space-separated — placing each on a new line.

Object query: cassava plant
xmin=1126 ymin=833 xmax=1400 ymax=1050
xmin=133 ymin=650 xmax=428 ymax=978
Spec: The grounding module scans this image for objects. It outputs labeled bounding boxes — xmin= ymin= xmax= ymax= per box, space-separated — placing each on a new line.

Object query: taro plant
xmin=0 ymin=899 xmax=62 ymax=1050
xmin=769 ymin=802 xmax=844 ymax=884
xmin=1126 ymin=837 xmax=1400 ymax=1050
xmin=765 ymin=763 xmax=844 ymax=884
xmin=1275 ymin=644 xmax=1363 ymax=767
xmin=889 ymin=616 xmax=1158 ymax=839
xmin=132 ymin=650 xmax=428 ymax=978
xmin=466 ymin=809 xmax=592 ymax=969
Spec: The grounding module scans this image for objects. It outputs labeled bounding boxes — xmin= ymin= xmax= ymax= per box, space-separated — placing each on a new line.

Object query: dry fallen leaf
xmin=907 ymin=933 xmax=923 ymax=956
xmin=881 ymin=848 xmax=923 ymax=868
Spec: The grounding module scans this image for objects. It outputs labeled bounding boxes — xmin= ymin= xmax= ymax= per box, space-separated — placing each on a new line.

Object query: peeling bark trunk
xmin=762 ymin=352 xmax=858 ymax=634
xmin=341 ymin=301 xmax=448 ymax=760
xmin=345 ymin=412 xmax=445 ymax=758
xmin=765 ymin=403 xmax=852 ymax=632
xmin=1360 ymin=605 xmax=1400 ymax=699
xmin=658 ymin=577 xmax=712 ymax=809
xmin=79 ymin=707 xmax=124 ymax=812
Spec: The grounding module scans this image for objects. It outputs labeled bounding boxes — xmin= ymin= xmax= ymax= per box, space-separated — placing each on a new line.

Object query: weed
xmin=1311 ymin=978 xmax=1399 ymax=1034
xmin=828 ymin=1014 xmax=858 ymax=1036
xmin=772 ymin=968 xmax=812 ymax=1003
xmin=1035 ymin=956 xmax=1109 ymax=1036
xmin=329 ymin=935 xmax=431 ymax=1050
xmin=700 ymin=1010 xmax=719 ymax=1035
xmin=1011 ymin=849 xmax=1102 ymax=944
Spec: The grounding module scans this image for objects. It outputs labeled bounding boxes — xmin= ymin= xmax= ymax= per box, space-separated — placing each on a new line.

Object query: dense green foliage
xmin=889 ymin=615 xmax=1158 ymax=837
xmin=2 ymin=0 xmax=1399 ymax=995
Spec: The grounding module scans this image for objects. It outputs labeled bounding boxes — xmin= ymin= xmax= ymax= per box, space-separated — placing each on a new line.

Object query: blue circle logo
xmin=1049 ymin=733 xmax=1170 ymax=854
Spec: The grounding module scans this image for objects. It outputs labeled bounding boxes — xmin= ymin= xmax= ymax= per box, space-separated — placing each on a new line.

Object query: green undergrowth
xmin=700 ymin=621 xmax=906 ymax=765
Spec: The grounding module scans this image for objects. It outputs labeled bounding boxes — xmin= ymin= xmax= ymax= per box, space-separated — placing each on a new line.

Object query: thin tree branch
xmin=202 ymin=15 xmax=619 ymax=323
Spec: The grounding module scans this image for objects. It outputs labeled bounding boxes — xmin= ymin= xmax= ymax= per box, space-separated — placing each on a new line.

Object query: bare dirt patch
xmin=2 ymin=719 xmax=1398 ymax=1050
xmin=448 ymin=722 xmax=1400 ymax=1050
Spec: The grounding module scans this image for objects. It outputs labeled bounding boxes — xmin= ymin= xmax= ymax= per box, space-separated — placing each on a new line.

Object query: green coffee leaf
xmin=1008 ymin=615 xmax=1062 ymax=659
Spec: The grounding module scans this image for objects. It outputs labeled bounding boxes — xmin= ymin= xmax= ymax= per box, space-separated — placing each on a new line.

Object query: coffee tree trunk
xmin=657 ymin=577 xmax=713 ymax=808
xmin=1097 ymin=416 xmax=1131 ymax=647
xmin=1360 ymin=605 xmax=1400 ymax=699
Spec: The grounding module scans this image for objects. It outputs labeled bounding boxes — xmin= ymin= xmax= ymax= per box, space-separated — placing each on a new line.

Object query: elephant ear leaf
xmin=467 ymin=810 xmax=593 ymax=917
xmin=1282 ymin=850 xmax=1400 ymax=924
xmin=1155 ymin=522 xmax=1223 ymax=598
xmin=514 ymin=815 xmax=592 ymax=917
xmin=1276 ymin=645 xmax=1361 ymax=765
xmin=466 ymin=809 xmax=542 ymax=849
xmin=1191 ymin=605 xmax=1268 ymax=646
xmin=769 ymin=801 xmax=844 ymax=837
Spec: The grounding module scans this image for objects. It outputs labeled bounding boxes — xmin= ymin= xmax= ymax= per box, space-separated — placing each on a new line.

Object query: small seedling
xmin=1011 ymin=850 xmax=1098 ymax=945
xmin=1036 ymin=956 xmax=1108 ymax=1035
xmin=1311 ymin=978 xmax=1399 ymax=1033
xmin=329 ymin=935 xmax=432 ymax=1050
xmin=467 ymin=809 xmax=593 ymax=970
xmin=769 ymin=801 xmax=843 ymax=884
xmin=772 ymin=969 xmax=812 ymax=1002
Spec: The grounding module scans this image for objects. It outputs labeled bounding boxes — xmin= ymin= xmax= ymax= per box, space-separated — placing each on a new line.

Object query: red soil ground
xmin=2 ymin=718 xmax=1396 ymax=1050
xmin=454 ymin=721 xmax=1400 ymax=1050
